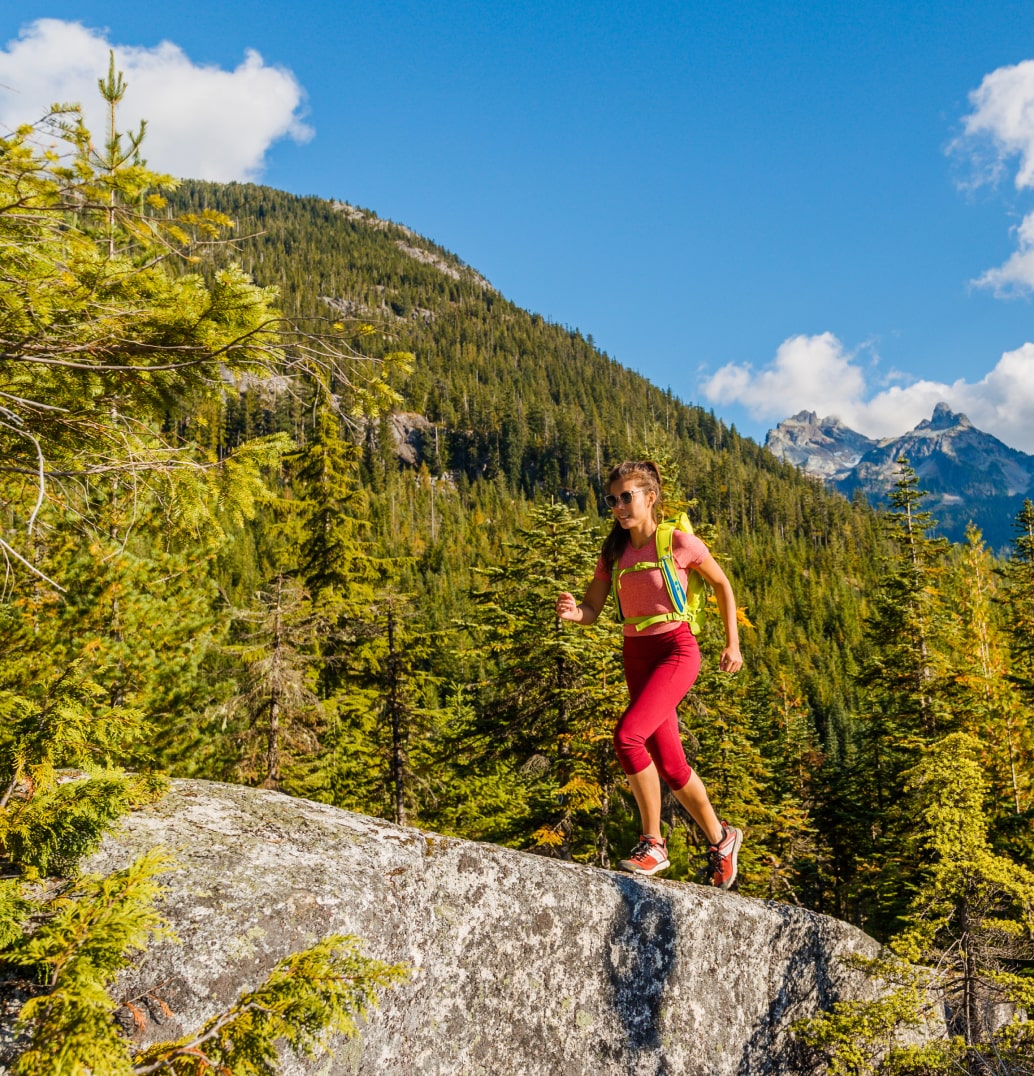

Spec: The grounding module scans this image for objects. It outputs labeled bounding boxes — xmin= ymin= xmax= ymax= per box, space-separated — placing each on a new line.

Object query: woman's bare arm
xmin=556 ymin=577 xmax=610 ymax=625
xmin=692 ymin=554 xmax=743 ymax=673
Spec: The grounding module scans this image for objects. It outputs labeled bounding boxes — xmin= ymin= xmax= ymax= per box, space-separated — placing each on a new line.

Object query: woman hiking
xmin=556 ymin=460 xmax=744 ymax=887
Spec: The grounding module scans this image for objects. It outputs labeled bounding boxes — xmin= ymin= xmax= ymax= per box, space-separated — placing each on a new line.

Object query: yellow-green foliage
xmin=0 ymin=666 xmax=166 ymax=876
xmin=795 ymin=734 xmax=1034 ymax=1074
xmin=3 ymin=852 xmax=406 ymax=1076
xmin=6 ymin=850 xmax=171 ymax=1076
xmin=793 ymin=959 xmax=947 ymax=1076
xmin=134 ymin=936 xmax=407 ymax=1074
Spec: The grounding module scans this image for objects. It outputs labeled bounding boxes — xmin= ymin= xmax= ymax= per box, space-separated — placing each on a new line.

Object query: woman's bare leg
xmin=672 ymin=770 xmax=723 ymax=845
xmin=626 ymin=763 xmax=663 ymax=838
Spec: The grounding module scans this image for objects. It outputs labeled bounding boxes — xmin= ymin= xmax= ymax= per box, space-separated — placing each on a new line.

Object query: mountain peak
xmin=765 ymin=404 xmax=1034 ymax=546
xmin=914 ymin=402 xmax=973 ymax=433
xmin=764 ymin=412 xmax=875 ymax=480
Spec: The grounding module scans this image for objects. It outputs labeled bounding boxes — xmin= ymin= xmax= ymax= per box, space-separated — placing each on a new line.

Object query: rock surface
xmin=764 ymin=410 xmax=877 ymax=481
xmin=80 ymin=780 xmax=886 ymax=1075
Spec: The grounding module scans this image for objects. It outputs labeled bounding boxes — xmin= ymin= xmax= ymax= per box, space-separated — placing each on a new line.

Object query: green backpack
xmin=610 ymin=512 xmax=709 ymax=634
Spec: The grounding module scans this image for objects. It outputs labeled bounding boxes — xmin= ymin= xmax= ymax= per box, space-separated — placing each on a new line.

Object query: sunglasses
xmin=604 ymin=489 xmax=645 ymax=509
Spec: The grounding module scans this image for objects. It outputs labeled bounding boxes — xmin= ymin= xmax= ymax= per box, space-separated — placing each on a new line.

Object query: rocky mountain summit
xmin=766 ymin=403 xmax=1034 ymax=547
xmin=69 ymin=780 xmax=912 ymax=1076
xmin=764 ymin=411 xmax=877 ymax=481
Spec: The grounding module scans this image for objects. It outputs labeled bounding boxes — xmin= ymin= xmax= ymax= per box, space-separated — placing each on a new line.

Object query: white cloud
xmin=701 ymin=333 xmax=1034 ymax=453
xmin=958 ymin=60 xmax=1034 ymax=191
xmin=0 ymin=19 xmax=312 ymax=181
xmin=702 ymin=332 xmax=868 ymax=423
xmin=955 ymin=59 xmax=1034 ymax=294
xmin=971 ymin=210 xmax=1034 ymax=294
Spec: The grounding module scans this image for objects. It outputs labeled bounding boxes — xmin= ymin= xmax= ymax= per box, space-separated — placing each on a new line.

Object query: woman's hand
xmin=556 ymin=591 xmax=582 ymax=622
xmin=556 ymin=579 xmax=608 ymax=626
xmin=717 ymin=645 xmax=743 ymax=674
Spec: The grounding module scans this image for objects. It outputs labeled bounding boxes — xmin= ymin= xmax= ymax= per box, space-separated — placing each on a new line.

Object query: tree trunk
xmin=387 ymin=606 xmax=407 ymax=826
xmin=264 ymin=574 xmax=284 ymax=789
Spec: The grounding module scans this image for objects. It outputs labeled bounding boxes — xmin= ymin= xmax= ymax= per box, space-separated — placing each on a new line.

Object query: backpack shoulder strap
xmin=613 ymin=514 xmax=704 ymax=633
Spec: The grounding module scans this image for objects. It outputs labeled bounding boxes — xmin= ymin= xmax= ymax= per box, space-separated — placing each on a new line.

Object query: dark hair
xmin=600 ymin=461 xmax=662 ymax=570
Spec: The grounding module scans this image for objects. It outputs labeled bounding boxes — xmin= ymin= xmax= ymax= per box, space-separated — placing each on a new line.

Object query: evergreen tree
xmin=320 ymin=586 xmax=446 ymax=826
xmin=859 ymin=459 xmax=950 ymax=748
xmin=1005 ymin=499 xmax=1034 ymax=706
xmin=465 ymin=501 xmax=626 ymax=861
xmin=682 ymin=663 xmax=791 ymax=892
xmin=797 ymin=734 xmax=1034 ymax=1075
xmin=945 ymin=527 xmax=1032 ymax=829
xmin=895 ymin=734 xmax=1034 ymax=1059
xmin=219 ymin=572 xmax=323 ymax=789
xmin=852 ymin=460 xmax=952 ymax=935
xmin=289 ymin=403 xmax=385 ymax=698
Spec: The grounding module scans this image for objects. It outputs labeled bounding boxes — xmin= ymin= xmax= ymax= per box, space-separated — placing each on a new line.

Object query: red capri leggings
xmin=614 ymin=622 xmax=700 ymax=792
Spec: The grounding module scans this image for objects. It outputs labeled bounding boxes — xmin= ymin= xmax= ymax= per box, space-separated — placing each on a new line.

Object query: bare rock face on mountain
xmin=844 ymin=403 xmax=1034 ymax=502
xmin=766 ymin=403 xmax=1034 ymax=546
xmin=764 ymin=410 xmax=876 ymax=480
xmin=78 ymin=780 xmax=896 ymax=1075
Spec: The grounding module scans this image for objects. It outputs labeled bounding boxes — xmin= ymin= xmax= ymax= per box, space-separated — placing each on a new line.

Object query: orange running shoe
xmin=618 ymin=835 xmax=670 ymax=876
xmin=705 ymin=823 xmax=742 ymax=889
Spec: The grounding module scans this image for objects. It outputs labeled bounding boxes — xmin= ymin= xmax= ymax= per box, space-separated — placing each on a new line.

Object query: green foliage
xmin=859 ymin=459 xmax=951 ymax=746
xmin=1006 ymin=499 xmax=1034 ymax=706
xmin=793 ymin=957 xmax=943 ymax=1076
xmin=0 ymin=662 xmax=166 ymax=876
xmin=6 ymin=850 xmax=171 ymax=1076
xmin=305 ymin=585 xmax=448 ymax=826
xmin=462 ymin=500 xmax=626 ymax=859
xmin=893 ymin=734 xmax=1034 ymax=1043
xmin=796 ymin=734 xmax=1034 ymax=1074
xmin=133 ymin=935 xmax=407 ymax=1075
xmin=1 ymin=773 xmax=161 ymax=879
xmin=0 ymin=112 xmax=284 ymax=580
xmin=847 ymin=461 xmax=955 ymax=935
xmin=945 ymin=527 xmax=1034 ymax=850
xmin=217 ymin=572 xmax=324 ymax=789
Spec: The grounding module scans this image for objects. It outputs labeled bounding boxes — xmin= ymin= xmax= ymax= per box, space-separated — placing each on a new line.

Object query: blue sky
xmin=5 ymin=2 xmax=1034 ymax=450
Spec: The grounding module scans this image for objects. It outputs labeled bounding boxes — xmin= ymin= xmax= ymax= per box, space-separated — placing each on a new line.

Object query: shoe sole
xmin=711 ymin=827 xmax=742 ymax=890
xmin=617 ymin=857 xmax=671 ymax=877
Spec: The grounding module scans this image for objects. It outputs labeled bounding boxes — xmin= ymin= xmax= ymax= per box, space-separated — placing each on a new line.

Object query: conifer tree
xmin=290 ymin=403 xmax=384 ymax=698
xmin=946 ymin=527 xmax=1032 ymax=826
xmin=796 ymin=734 xmax=1034 ymax=1074
xmin=682 ymin=665 xmax=791 ymax=892
xmin=1005 ymin=499 xmax=1034 ymax=706
xmin=895 ymin=734 xmax=1034 ymax=1057
xmin=849 ymin=461 xmax=952 ymax=934
xmin=859 ymin=459 xmax=950 ymax=750
xmin=217 ymin=572 xmax=323 ymax=789
xmin=0 ymin=665 xmax=165 ymax=877
xmin=312 ymin=586 xmax=446 ymax=826
xmin=749 ymin=674 xmax=823 ymax=904
xmin=467 ymin=500 xmax=625 ymax=861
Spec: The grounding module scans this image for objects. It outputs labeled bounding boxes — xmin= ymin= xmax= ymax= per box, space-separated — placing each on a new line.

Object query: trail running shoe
xmin=618 ymin=835 xmax=670 ymax=876
xmin=705 ymin=823 xmax=742 ymax=889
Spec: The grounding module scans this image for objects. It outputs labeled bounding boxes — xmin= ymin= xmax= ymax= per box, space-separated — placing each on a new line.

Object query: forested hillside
xmin=3 ymin=94 xmax=1034 ymax=1073
xmin=170 ymin=180 xmax=881 ymax=755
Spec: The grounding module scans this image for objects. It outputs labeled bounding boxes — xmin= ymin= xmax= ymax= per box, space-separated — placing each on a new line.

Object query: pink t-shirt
xmin=594 ymin=529 xmax=709 ymax=637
